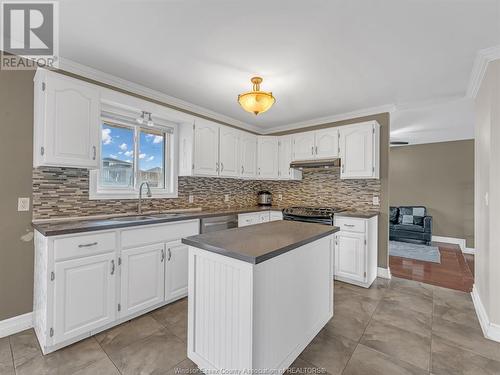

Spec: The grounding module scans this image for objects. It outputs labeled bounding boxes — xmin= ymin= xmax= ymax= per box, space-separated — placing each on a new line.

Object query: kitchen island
xmin=182 ymin=220 xmax=339 ymax=374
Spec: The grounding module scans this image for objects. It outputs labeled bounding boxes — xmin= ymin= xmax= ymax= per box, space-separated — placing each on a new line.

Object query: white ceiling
xmin=59 ymin=0 xmax=499 ymax=137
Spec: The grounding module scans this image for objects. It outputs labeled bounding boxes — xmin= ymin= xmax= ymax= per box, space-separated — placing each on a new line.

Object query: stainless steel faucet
xmin=138 ymin=182 xmax=152 ymax=214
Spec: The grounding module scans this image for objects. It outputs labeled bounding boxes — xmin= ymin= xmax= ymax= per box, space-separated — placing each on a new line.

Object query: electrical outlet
xmin=372 ymin=196 xmax=380 ymax=206
xmin=18 ymin=197 xmax=30 ymax=212
xmin=278 ymin=194 xmax=283 ymax=201
xmin=188 ymin=195 xmax=194 ymax=203
xmin=224 ymin=194 xmax=230 ymax=202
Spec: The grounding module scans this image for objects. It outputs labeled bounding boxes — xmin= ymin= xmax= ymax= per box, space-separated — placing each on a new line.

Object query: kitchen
xmin=28 ymin=68 xmax=384 ymax=369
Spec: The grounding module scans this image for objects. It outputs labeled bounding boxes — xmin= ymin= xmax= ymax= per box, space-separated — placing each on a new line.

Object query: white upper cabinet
xmin=240 ymin=132 xmax=258 ymax=178
xmin=278 ymin=136 xmax=302 ymax=180
xmin=193 ymin=119 xmax=220 ymax=176
xmin=292 ymin=132 xmax=316 ymax=160
xmin=219 ymin=126 xmax=240 ymax=177
xmin=314 ymin=128 xmax=339 ymax=159
xmin=33 ymin=70 xmax=100 ymax=169
xmin=292 ymin=128 xmax=338 ymax=161
xmin=257 ymin=136 xmax=279 ymax=179
xmin=339 ymin=121 xmax=380 ymax=179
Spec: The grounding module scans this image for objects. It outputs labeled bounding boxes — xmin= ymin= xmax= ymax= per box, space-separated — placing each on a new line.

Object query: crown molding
xmin=57 ymin=57 xmax=262 ymax=133
xmin=466 ymin=45 xmax=500 ymax=99
xmin=260 ymin=104 xmax=396 ymax=134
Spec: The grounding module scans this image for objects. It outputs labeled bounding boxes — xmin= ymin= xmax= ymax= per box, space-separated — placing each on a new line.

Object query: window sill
xmin=89 ymin=190 xmax=179 ymax=200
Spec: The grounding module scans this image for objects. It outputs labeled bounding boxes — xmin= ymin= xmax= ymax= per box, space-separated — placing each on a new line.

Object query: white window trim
xmin=89 ymin=112 xmax=179 ymax=200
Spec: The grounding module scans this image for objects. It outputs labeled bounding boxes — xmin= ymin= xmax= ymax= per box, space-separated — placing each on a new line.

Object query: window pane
xmin=139 ymin=130 xmax=165 ymax=188
xmin=100 ymin=124 xmax=134 ymax=187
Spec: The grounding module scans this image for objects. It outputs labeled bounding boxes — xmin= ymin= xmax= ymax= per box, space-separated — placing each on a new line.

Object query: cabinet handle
xmin=216 ymin=162 xmax=219 ymax=172
xmin=110 ymin=260 xmax=115 ymax=275
xmin=92 ymin=146 xmax=96 ymax=160
xmin=311 ymin=146 xmax=314 ymax=155
xmin=161 ymin=249 xmax=165 ymax=262
xmin=315 ymin=146 xmax=318 ymax=154
xmin=341 ymin=164 xmax=345 ymax=173
xmin=168 ymin=248 xmax=172 ymax=261
xmin=344 ymin=224 xmax=355 ymax=227
xmin=241 ymin=165 xmax=244 ymax=174
xmin=78 ymin=242 xmax=98 ymax=248
xmin=221 ymin=162 xmax=224 ymax=172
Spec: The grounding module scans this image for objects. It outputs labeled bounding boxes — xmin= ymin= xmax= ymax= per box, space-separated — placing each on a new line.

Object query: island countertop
xmin=182 ymin=220 xmax=339 ymax=264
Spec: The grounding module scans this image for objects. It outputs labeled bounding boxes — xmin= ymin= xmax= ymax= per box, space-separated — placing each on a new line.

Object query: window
xmin=90 ymin=116 xmax=177 ymax=200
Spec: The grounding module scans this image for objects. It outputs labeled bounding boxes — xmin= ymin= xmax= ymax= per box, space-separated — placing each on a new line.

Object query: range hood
xmin=290 ymin=158 xmax=341 ymax=169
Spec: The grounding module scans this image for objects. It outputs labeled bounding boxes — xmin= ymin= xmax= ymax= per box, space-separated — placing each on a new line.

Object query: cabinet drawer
xmin=121 ymin=220 xmax=199 ymax=248
xmin=54 ymin=232 xmax=116 ymax=261
xmin=334 ymin=218 xmax=366 ymax=233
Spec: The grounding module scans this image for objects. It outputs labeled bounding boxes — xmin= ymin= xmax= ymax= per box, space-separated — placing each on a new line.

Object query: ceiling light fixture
xmin=238 ymin=77 xmax=275 ymax=115
xmin=136 ymin=111 xmax=154 ymax=127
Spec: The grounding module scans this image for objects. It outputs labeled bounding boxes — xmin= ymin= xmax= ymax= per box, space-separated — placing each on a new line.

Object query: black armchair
xmin=389 ymin=206 xmax=433 ymax=245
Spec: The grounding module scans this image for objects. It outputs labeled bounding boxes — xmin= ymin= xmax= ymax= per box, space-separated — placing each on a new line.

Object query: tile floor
xmin=1 ymin=277 xmax=500 ymax=375
xmin=390 ymin=242 xmax=474 ymax=292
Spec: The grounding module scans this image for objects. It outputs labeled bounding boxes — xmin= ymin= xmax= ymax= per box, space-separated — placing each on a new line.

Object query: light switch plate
xmin=372 ymin=196 xmax=380 ymax=206
xmin=18 ymin=197 xmax=30 ymax=211
xmin=224 ymin=194 xmax=230 ymax=202
xmin=188 ymin=195 xmax=194 ymax=203
xmin=278 ymin=194 xmax=283 ymax=201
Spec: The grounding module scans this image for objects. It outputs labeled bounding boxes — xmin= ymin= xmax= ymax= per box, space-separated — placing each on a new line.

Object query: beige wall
xmin=389 ymin=140 xmax=474 ymax=247
xmin=272 ymin=113 xmax=390 ymax=269
xmin=475 ymin=59 xmax=500 ymax=327
xmin=0 ymin=69 xmax=35 ymax=321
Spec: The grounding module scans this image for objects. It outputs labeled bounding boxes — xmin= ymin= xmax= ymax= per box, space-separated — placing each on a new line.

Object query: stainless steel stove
xmin=282 ymin=206 xmax=345 ymax=225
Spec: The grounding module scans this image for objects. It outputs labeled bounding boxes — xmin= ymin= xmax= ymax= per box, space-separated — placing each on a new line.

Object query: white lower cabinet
xmin=34 ymin=219 xmax=199 ymax=354
xmin=53 ymin=252 xmax=116 ymax=344
xmin=165 ymin=240 xmax=189 ymax=302
xmin=238 ymin=210 xmax=283 ymax=227
xmin=333 ymin=215 xmax=378 ymax=288
xmin=120 ymin=244 xmax=165 ymax=318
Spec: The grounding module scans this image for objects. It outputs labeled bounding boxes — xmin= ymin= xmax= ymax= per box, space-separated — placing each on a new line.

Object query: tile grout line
xmin=92 ymin=336 xmax=123 ymax=375
xmin=8 ymin=336 xmax=17 ymax=375
xmin=340 ymin=280 xmax=389 ymax=374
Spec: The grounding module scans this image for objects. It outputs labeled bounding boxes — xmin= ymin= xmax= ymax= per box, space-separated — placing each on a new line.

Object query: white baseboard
xmin=377 ymin=267 xmax=392 ymax=279
xmin=0 ymin=312 xmax=33 ymax=338
xmin=432 ymin=235 xmax=475 ymax=254
xmin=471 ymin=285 xmax=500 ymax=343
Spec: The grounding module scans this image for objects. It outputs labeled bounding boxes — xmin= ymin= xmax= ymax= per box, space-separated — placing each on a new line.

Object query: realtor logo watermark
xmin=1 ymin=1 xmax=59 ymax=70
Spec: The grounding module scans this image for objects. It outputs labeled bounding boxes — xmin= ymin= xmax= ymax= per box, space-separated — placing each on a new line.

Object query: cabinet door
xmin=120 ymin=244 xmax=165 ymax=317
xmin=278 ymin=136 xmax=293 ymax=179
xmin=193 ymin=120 xmax=219 ymax=176
xmin=335 ymin=231 xmax=366 ymax=283
xmin=43 ymin=73 xmax=100 ymax=168
xmin=257 ymin=137 xmax=279 ymax=179
xmin=240 ymin=132 xmax=257 ymax=178
xmin=339 ymin=124 xmax=374 ymax=179
xmin=292 ymin=132 xmax=315 ymax=161
xmin=259 ymin=212 xmax=270 ymax=223
xmin=315 ymin=128 xmax=339 ymax=159
xmin=165 ymin=240 xmax=188 ymax=302
xmin=54 ymin=252 xmax=116 ymax=344
xmin=219 ymin=127 xmax=240 ymax=177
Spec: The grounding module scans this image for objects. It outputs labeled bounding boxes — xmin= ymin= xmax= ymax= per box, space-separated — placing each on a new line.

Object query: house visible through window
xmin=92 ymin=118 xmax=176 ymax=199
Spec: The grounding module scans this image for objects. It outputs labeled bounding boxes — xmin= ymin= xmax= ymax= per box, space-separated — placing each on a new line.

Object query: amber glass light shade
xmin=238 ymin=77 xmax=276 ymax=115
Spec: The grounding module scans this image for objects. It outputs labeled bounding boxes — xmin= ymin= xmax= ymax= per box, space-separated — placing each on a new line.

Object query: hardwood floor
xmin=389 ymin=242 xmax=474 ymax=292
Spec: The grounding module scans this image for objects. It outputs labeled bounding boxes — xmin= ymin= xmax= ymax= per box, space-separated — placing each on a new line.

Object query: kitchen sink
xmin=110 ymin=215 xmax=156 ymax=222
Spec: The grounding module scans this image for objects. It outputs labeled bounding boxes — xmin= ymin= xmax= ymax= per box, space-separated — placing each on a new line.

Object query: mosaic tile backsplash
xmin=32 ymin=167 xmax=381 ymax=220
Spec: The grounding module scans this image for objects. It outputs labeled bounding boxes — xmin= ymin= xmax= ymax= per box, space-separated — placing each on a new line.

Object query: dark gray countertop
xmin=182 ymin=220 xmax=339 ymax=264
xmin=335 ymin=211 xmax=379 ymax=219
xmin=32 ymin=206 xmax=283 ymax=236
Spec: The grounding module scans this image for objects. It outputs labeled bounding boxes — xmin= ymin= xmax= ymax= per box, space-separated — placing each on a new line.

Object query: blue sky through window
xmin=101 ymin=124 xmax=165 ymax=171
xmin=101 ymin=124 xmax=134 ymax=164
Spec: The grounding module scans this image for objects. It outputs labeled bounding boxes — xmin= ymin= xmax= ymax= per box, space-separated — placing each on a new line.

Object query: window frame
xmin=89 ymin=116 xmax=179 ymax=200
